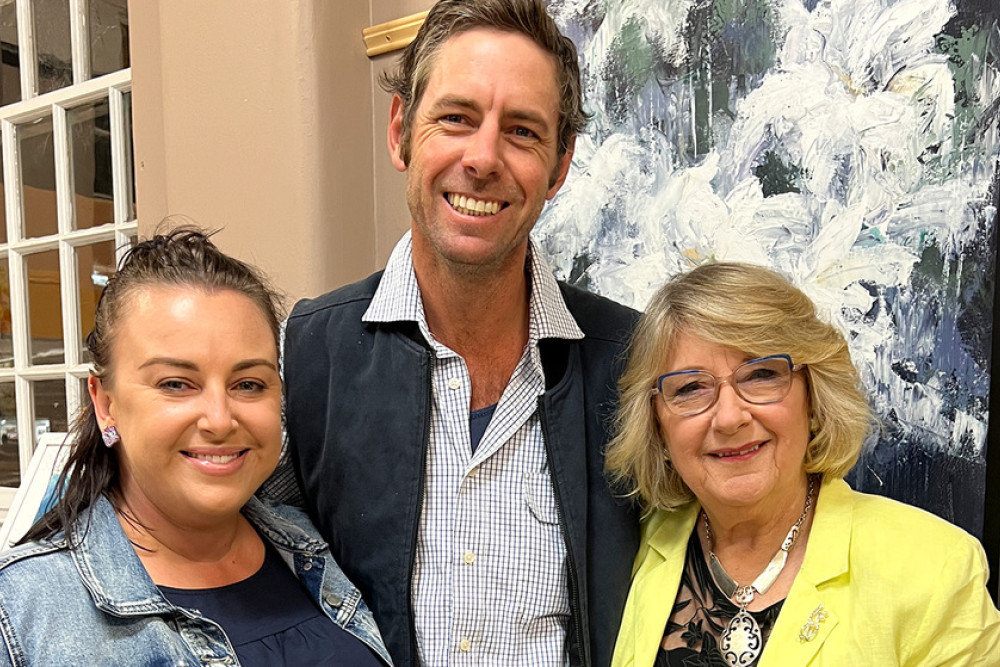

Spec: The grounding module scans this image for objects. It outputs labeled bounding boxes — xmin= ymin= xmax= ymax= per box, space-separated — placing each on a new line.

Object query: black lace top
xmin=654 ymin=530 xmax=784 ymax=667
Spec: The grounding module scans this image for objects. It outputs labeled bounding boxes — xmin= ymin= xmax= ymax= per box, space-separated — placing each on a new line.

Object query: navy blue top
xmin=160 ymin=541 xmax=382 ymax=666
xmin=469 ymin=403 xmax=498 ymax=452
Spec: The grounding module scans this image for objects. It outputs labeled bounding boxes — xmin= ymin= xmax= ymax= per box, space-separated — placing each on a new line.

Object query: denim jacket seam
xmin=334 ymin=587 xmax=363 ymax=625
xmin=242 ymin=498 xmax=328 ymax=550
xmin=73 ymin=546 xmax=176 ymax=617
xmin=0 ymin=540 xmax=61 ymax=569
xmin=0 ymin=589 xmax=26 ymax=667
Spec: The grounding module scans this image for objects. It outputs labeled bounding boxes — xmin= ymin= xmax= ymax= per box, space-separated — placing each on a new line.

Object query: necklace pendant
xmin=720 ymin=608 xmax=763 ymax=667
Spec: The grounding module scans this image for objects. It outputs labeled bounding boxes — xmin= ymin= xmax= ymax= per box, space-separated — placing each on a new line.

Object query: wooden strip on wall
xmin=363 ymin=11 xmax=428 ymax=57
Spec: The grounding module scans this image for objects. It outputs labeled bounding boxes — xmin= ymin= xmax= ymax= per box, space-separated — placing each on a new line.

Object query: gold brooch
xmin=798 ymin=604 xmax=828 ymax=642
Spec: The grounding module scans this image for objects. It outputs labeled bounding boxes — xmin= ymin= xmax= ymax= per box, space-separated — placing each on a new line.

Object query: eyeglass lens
xmin=658 ymin=356 xmax=794 ymax=416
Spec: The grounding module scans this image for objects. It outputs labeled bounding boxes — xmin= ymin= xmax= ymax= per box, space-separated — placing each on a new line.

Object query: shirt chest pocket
xmin=522 ymin=471 xmax=560 ymax=525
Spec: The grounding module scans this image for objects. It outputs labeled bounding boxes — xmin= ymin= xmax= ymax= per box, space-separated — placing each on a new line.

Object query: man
xmin=278 ymin=1 xmax=639 ymax=665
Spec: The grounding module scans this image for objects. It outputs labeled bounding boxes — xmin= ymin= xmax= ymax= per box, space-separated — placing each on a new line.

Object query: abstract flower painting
xmin=537 ymin=0 xmax=1000 ymax=535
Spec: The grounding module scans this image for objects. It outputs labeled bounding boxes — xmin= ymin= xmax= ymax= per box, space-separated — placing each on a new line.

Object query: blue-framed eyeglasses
xmin=651 ymin=354 xmax=804 ymax=417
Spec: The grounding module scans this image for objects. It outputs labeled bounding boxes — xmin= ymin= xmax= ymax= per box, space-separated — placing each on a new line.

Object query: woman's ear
xmin=88 ymin=375 xmax=113 ymax=428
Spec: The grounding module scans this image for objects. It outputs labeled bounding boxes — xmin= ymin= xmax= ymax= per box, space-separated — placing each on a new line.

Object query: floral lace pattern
xmin=654 ymin=531 xmax=783 ymax=667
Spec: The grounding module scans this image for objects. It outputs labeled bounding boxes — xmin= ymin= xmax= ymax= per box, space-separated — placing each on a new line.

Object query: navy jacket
xmin=283 ymin=271 xmax=641 ymax=667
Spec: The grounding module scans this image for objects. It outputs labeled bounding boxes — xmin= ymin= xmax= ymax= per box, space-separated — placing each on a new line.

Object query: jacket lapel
xmin=627 ymin=505 xmax=699 ymax=667
xmin=71 ymin=496 xmax=174 ymax=617
xmin=762 ymin=478 xmax=853 ymax=665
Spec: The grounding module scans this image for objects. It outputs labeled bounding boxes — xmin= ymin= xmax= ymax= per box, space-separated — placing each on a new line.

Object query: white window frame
xmin=0 ymin=0 xmax=134 ymax=516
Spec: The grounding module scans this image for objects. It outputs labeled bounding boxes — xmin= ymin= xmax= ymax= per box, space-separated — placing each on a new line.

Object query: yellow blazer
xmin=613 ymin=477 xmax=1000 ymax=666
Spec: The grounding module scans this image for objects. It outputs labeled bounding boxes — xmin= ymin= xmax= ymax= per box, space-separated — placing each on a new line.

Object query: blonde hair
xmin=606 ymin=262 xmax=872 ymax=512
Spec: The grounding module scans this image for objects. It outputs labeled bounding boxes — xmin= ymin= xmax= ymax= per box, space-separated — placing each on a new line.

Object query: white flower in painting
xmin=543 ymin=0 xmax=967 ymax=312
xmin=711 ymin=0 xmax=959 ymax=323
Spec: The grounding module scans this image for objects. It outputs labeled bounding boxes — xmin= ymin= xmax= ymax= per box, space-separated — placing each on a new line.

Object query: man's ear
xmin=89 ymin=375 xmax=114 ymax=428
xmin=388 ymin=94 xmax=408 ymax=172
xmin=547 ymin=135 xmax=576 ymax=198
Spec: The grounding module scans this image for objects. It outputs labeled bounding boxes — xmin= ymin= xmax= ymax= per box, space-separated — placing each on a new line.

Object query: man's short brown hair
xmin=381 ymin=0 xmax=587 ymax=164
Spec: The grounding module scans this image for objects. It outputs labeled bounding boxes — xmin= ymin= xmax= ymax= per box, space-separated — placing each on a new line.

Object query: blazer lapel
xmin=762 ymin=477 xmax=853 ymax=666
xmin=629 ymin=505 xmax=700 ymax=667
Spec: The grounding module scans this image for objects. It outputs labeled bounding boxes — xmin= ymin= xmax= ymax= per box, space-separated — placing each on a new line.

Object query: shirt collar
xmin=363 ymin=230 xmax=584 ymax=345
xmin=362 ymin=230 xmax=426 ymax=326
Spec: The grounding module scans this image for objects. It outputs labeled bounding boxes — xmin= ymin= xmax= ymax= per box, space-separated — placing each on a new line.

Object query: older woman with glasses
xmin=608 ymin=262 xmax=999 ymax=667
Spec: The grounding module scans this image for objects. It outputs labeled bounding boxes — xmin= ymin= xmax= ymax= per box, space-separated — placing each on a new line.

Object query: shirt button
xmin=459 ymin=637 xmax=471 ymax=652
xmin=302 ymin=561 xmax=312 ymax=571
xmin=448 ymin=377 xmax=461 ymax=390
xmin=463 ymin=550 xmax=476 ymax=565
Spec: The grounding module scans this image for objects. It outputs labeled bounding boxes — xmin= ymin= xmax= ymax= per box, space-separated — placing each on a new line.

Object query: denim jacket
xmin=0 ymin=494 xmax=392 ymax=666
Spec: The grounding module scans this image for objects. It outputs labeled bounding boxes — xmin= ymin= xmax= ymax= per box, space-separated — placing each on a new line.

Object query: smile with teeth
xmin=712 ymin=443 xmax=763 ymax=458
xmin=446 ymin=193 xmax=505 ymax=216
xmin=183 ymin=450 xmax=247 ymax=464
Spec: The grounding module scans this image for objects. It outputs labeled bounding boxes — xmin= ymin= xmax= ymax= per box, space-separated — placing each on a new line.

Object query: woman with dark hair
xmin=608 ymin=262 xmax=999 ymax=666
xmin=0 ymin=229 xmax=390 ymax=666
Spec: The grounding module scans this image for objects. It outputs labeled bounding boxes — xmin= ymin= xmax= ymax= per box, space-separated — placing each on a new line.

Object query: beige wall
xmin=130 ymin=0 xmax=431 ymax=303
xmin=370 ymin=0 xmax=436 ymax=265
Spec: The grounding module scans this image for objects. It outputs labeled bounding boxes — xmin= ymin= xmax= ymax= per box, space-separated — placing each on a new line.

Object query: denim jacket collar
xmin=68 ymin=495 xmax=174 ymax=617
xmin=241 ymin=496 xmax=328 ymax=555
xmin=68 ymin=494 xmax=330 ymax=618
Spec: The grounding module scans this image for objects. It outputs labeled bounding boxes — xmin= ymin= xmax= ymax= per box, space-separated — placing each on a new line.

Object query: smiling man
xmin=276 ymin=1 xmax=639 ymax=665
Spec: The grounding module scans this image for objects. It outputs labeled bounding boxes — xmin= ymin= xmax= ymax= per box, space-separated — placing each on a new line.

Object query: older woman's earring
xmin=102 ymin=425 xmax=120 ymax=447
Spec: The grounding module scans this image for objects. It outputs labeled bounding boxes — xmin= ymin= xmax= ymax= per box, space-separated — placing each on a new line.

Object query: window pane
xmin=0 ymin=382 xmax=16 ymax=487
xmin=123 ymin=91 xmax=134 ymax=220
xmin=33 ymin=379 xmax=68 ymax=439
xmin=77 ymin=240 xmax=113 ymax=361
xmin=35 ymin=0 xmax=72 ymax=95
xmin=0 ymin=256 xmax=10 ymax=368
xmin=26 ymin=250 xmax=62 ymax=365
xmin=90 ymin=0 xmax=128 ymax=78
xmin=70 ymin=99 xmax=113 ymax=230
xmin=20 ymin=116 xmax=58 ymax=239
xmin=0 ymin=0 xmax=19 ymax=106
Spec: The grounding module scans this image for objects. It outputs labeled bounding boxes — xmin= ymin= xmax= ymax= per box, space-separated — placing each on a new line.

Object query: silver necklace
xmin=704 ymin=475 xmax=815 ymax=667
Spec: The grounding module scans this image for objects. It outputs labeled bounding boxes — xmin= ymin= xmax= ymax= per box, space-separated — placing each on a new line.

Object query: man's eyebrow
xmin=428 ymin=95 xmax=479 ymax=113
xmin=506 ymin=108 xmax=551 ymax=132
